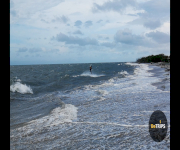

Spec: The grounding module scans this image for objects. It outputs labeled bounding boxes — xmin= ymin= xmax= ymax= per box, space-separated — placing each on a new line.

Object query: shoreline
xmin=147 ymin=62 xmax=170 ymax=72
xmin=145 ymin=62 xmax=170 ymax=92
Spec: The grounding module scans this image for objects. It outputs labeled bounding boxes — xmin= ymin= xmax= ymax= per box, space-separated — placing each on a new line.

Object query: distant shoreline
xmin=147 ymin=62 xmax=170 ymax=72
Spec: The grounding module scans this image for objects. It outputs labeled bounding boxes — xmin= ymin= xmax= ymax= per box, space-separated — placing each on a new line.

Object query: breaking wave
xmin=73 ymin=71 xmax=105 ymax=78
xmin=10 ymin=80 xmax=33 ymax=94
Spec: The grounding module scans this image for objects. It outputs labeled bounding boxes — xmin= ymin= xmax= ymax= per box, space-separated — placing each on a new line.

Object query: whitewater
xmin=10 ymin=62 xmax=170 ymax=149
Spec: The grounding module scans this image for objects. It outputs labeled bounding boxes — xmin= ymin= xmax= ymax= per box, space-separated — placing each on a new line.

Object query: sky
xmin=10 ymin=0 xmax=170 ymax=65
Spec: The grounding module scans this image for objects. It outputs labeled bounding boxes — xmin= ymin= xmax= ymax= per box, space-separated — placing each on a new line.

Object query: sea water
xmin=10 ymin=62 xmax=170 ymax=149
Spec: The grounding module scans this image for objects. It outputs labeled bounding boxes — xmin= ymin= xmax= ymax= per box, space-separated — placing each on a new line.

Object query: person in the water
xmin=90 ymin=65 xmax=92 ymax=74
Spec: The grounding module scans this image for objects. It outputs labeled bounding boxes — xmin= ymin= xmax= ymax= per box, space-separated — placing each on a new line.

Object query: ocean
xmin=10 ymin=62 xmax=170 ymax=149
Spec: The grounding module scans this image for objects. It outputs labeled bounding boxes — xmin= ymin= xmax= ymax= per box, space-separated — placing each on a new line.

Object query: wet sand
xmin=149 ymin=62 xmax=170 ymax=72
xmin=147 ymin=62 xmax=170 ymax=92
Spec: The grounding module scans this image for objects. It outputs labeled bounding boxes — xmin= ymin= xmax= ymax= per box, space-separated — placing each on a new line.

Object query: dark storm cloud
xmin=51 ymin=32 xmax=99 ymax=46
xmin=146 ymin=31 xmax=170 ymax=43
xmin=92 ymin=0 xmax=137 ymax=13
xmin=84 ymin=21 xmax=93 ymax=27
xmin=52 ymin=15 xmax=69 ymax=23
xmin=73 ymin=30 xmax=83 ymax=35
xmin=74 ymin=20 xmax=82 ymax=27
xmin=143 ymin=20 xmax=161 ymax=29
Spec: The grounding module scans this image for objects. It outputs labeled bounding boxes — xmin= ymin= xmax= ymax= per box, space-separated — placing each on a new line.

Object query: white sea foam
xmin=98 ymin=90 xmax=109 ymax=95
xmin=118 ymin=70 xmax=129 ymax=76
xmin=72 ymin=75 xmax=80 ymax=77
xmin=65 ymin=74 xmax=69 ymax=77
xmin=80 ymin=71 xmax=105 ymax=77
xmin=125 ymin=62 xmax=139 ymax=66
xmin=10 ymin=63 xmax=170 ymax=149
xmin=10 ymin=81 xmax=33 ymax=94
xmin=16 ymin=79 xmax=21 ymax=82
xmin=27 ymin=104 xmax=78 ymax=128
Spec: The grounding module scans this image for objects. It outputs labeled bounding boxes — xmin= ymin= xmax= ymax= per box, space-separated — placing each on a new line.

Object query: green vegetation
xmin=136 ymin=54 xmax=170 ymax=63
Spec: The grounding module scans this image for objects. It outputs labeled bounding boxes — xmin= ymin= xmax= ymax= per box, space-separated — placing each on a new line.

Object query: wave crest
xmin=10 ymin=80 xmax=33 ymax=94
xmin=118 ymin=70 xmax=129 ymax=76
xmin=80 ymin=71 xmax=105 ymax=77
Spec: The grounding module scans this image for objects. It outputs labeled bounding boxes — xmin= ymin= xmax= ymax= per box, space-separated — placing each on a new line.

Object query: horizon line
xmin=10 ymin=61 xmax=136 ymax=66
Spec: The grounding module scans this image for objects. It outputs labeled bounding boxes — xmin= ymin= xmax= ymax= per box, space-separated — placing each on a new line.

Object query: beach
xmin=10 ymin=62 xmax=170 ymax=149
xmin=149 ymin=62 xmax=170 ymax=72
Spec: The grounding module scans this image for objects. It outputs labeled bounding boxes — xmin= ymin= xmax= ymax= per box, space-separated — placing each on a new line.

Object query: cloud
xmin=114 ymin=28 xmax=135 ymax=44
xmin=73 ymin=30 xmax=83 ymax=35
xmin=41 ymin=19 xmax=49 ymax=23
xmin=45 ymin=49 xmax=59 ymax=53
xmin=127 ymin=14 xmax=137 ymax=16
xmin=84 ymin=20 xmax=93 ymax=27
xmin=139 ymin=0 xmax=170 ymax=17
xmin=10 ymin=10 xmax=18 ymax=17
xmin=18 ymin=47 xmax=28 ymax=52
xmin=17 ymin=47 xmax=60 ymax=54
xmin=52 ymin=15 xmax=69 ymax=23
xmin=28 ymin=48 xmax=43 ymax=53
xmin=10 ymin=0 xmax=14 ymax=8
xmin=114 ymin=28 xmax=153 ymax=47
xmin=92 ymin=0 xmax=137 ymax=13
xmin=51 ymin=32 xmax=99 ymax=46
xmin=10 ymin=0 xmax=65 ymax=23
xmin=128 ymin=0 xmax=169 ymax=29
xmin=101 ymin=42 xmax=115 ymax=48
xmin=146 ymin=31 xmax=170 ymax=43
xmin=98 ymin=35 xmax=102 ymax=39
xmin=17 ymin=47 xmax=42 ymax=53
xmin=98 ymin=36 xmax=109 ymax=40
xmin=26 ymin=37 xmax=31 ymax=40
xmin=74 ymin=20 xmax=82 ymax=27
xmin=96 ymin=20 xmax=103 ymax=23
xmin=70 ymin=12 xmax=82 ymax=16
xmin=143 ymin=20 xmax=161 ymax=29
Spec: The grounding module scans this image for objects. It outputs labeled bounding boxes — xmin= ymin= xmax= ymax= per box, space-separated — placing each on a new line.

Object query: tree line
xmin=136 ymin=54 xmax=170 ymax=63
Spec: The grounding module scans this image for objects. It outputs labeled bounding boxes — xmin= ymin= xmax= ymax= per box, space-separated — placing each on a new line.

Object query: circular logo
xmin=149 ymin=110 xmax=168 ymax=142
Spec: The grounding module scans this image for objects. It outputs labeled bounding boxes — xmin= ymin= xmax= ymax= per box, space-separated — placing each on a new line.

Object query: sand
xmin=149 ymin=62 xmax=170 ymax=72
